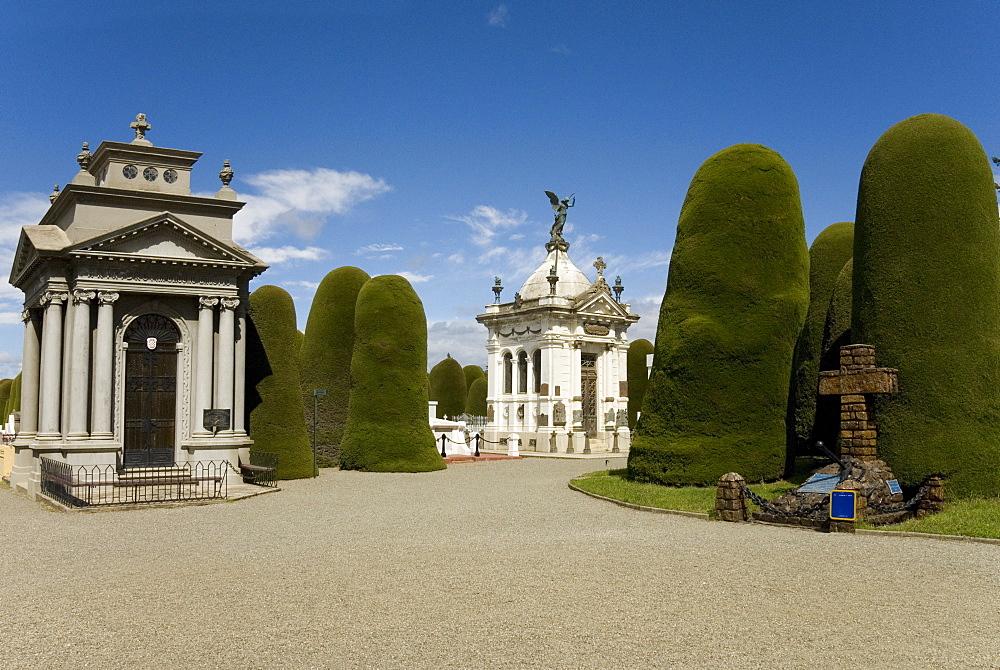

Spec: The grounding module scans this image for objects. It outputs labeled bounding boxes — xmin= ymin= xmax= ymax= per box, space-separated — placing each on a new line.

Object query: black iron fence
xmin=239 ymin=451 xmax=278 ymax=488
xmin=40 ymin=457 xmax=228 ymax=507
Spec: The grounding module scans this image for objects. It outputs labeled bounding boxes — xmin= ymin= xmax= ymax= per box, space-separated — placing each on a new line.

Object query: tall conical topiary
xmin=853 ymin=114 xmax=1000 ymax=497
xmin=628 ymin=144 xmax=809 ymax=485
xmin=463 ymin=365 xmax=485 ymax=393
xmin=339 ymin=275 xmax=445 ymax=472
xmin=465 ymin=377 xmax=488 ymax=416
xmin=786 ymin=222 xmax=854 ymax=466
xmin=814 ymin=258 xmax=853 ymax=454
xmin=0 ymin=379 xmax=12 ymax=424
xmin=299 ymin=266 xmax=371 ymax=466
xmin=3 ymin=373 xmax=20 ymax=420
xmin=429 ymin=355 xmax=467 ymax=419
xmin=627 ymin=339 xmax=654 ymax=429
xmin=246 ymin=285 xmax=314 ymax=479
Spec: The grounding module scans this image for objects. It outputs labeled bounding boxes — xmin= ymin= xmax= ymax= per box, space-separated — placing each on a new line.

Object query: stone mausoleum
xmin=8 ymin=115 xmax=267 ymax=498
xmin=477 ymin=206 xmax=639 ymax=454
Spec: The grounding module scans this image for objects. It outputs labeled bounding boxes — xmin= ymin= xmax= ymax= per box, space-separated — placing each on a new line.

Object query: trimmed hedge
xmin=339 ymin=275 xmax=445 ymax=472
xmin=463 ymin=365 xmax=485 ymax=392
xmin=814 ymin=258 xmax=853 ymax=454
xmin=299 ymin=266 xmax=371 ymax=465
xmin=628 ymin=143 xmax=809 ymax=485
xmin=0 ymin=379 xmax=12 ymax=423
xmin=626 ymin=339 xmax=654 ymax=429
xmin=4 ymin=373 xmax=20 ymax=419
xmin=246 ymin=285 xmax=315 ymax=479
xmin=787 ymin=222 xmax=855 ymax=464
xmin=465 ymin=377 xmax=488 ymax=416
xmin=853 ymin=114 xmax=1000 ymax=497
xmin=429 ymin=355 xmax=467 ymax=419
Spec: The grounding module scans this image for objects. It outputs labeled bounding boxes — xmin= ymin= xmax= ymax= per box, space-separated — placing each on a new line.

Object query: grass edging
xmin=567 ymin=482 xmax=709 ymax=519
xmin=569 ymin=481 xmax=1000 ymax=546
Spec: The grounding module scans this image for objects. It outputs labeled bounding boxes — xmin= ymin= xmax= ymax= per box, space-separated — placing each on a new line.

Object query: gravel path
xmin=2 ymin=457 xmax=998 ymax=669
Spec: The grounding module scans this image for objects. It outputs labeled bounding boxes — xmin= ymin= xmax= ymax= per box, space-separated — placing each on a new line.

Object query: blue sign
xmin=799 ymin=473 xmax=840 ymax=494
xmin=830 ymin=490 xmax=857 ymax=521
xmin=886 ymin=479 xmax=902 ymax=495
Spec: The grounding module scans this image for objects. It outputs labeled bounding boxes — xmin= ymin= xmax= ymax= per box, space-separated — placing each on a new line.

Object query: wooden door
xmin=123 ymin=315 xmax=180 ymax=467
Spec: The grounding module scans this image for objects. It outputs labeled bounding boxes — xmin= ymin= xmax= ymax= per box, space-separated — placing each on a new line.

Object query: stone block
xmin=842 ymin=394 xmax=865 ymax=403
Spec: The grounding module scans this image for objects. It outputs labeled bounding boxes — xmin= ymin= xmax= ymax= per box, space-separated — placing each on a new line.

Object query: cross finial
xmin=593 ymin=256 xmax=607 ymax=277
xmin=130 ymin=113 xmax=152 ymax=145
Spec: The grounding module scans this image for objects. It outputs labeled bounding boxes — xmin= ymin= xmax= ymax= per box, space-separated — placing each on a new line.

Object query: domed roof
xmin=518 ymin=248 xmax=592 ymax=300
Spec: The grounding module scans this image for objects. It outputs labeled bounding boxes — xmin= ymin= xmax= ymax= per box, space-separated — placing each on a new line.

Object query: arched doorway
xmin=123 ymin=314 xmax=180 ymax=467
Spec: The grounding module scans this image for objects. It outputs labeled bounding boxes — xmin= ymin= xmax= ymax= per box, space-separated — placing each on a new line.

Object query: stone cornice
xmin=37 ymin=184 xmax=244 ymax=228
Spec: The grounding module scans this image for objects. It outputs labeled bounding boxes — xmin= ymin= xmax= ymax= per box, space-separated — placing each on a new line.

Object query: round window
xmin=122 ymin=164 xmax=138 ymax=179
xmin=163 ymin=169 xmax=178 ymax=184
xmin=143 ymin=167 xmax=158 ymax=181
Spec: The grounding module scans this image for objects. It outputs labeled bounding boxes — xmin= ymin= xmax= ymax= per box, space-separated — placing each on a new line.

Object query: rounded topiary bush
xmin=627 ymin=339 xmax=654 ymax=429
xmin=465 ymin=377 xmax=487 ymax=416
xmin=628 ymin=143 xmax=809 ymax=486
xmin=463 ymin=365 xmax=485 ymax=394
xmin=814 ymin=258 xmax=853 ymax=454
xmin=787 ymin=222 xmax=854 ymax=465
xmin=853 ymin=113 xmax=1000 ymax=497
xmin=429 ymin=355 xmax=467 ymax=419
xmin=246 ymin=285 xmax=314 ymax=479
xmin=299 ymin=266 xmax=371 ymax=466
xmin=339 ymin=275 xmax=445 ymax=472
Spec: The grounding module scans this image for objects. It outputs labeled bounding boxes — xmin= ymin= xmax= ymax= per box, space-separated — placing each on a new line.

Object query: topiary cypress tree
xmin=429 ymin=355 xmax=467 ymax=419
xmin=465 ymin=377 xmax=488 ymax=416
xmin=853 ymin=114 xmax=1000 ymax=497
xmin=299 ymin=266 xmax=371 ymax=466
xmin=246 ymin=285 xmax=314 ymax=479
xmin=786 ymin=222 xmax=854 ymax=467
xmin=0 ymin=379 xmax=12 ymax=424
xmin=339 ymin=275 xmax=445 ymax=472
xmin=4 ymin=373 xmax=20 ymax=419
xmin=814 ymin=258 xmax=853 ymax=455
xmin=463 ymin=365 xmax=485 ymax=393
xmin=628 ymin=143 xmax=809 ymax=486
xmin=627 ymin=339 xmax=654 ymax=429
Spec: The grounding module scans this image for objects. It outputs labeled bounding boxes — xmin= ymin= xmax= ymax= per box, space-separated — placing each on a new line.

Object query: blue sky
xmin=1 ymin=1 xmax=997 ymax=376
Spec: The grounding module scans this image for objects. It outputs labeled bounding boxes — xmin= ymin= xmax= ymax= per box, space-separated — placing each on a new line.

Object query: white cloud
xmin=427 ymin=320 xmax=487 ymax=369
xmin=395 ymin=271 xmax=433 ymax=283
xmin=282 ymin=280 xmax=321 ymax=290
xmin=602 ymin=250 xmax=672 ymax=273
xmin=233 ymin=168 xmax=390 ymax=245
xmin=356 ymin=243 xmax=403 ymax=255
xmin=447 ymin=252 xmax=465 ymax=264
xmin=488 ymin=3 xmax=509 ymax=27
xmin=245 ymin=245 xmax=329 ymax=264
xmin=0 ymin=193 xmax=48 ymax=246
xmin=0 ymin=350 xmax=20 ymax=378
xmin=446 ymin=205 xmax=528 ymax=246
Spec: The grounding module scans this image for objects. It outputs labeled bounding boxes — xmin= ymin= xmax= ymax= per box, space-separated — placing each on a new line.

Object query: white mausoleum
xmin=8 ymin=115 xmax=267 ymax=498
xmin=477 ymin=238 xmax=639 ymax=454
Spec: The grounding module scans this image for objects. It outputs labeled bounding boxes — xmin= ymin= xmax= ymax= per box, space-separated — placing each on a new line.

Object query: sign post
xmin=830 ymin=489 xmax=857 ymax=522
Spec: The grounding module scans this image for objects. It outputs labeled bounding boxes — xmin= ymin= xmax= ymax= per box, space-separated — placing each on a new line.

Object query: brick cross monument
xmin=818 ymin=344 xmax=898 ymax=461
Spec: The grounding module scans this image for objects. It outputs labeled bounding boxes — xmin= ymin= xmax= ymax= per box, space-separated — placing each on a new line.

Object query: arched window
xmin=532 ymin=350 xmax=542 ymax=393
xmin=503 ymin=352 xmax=513 ymax=394
xmin=517 ymin=351 xmax=528 ymax=393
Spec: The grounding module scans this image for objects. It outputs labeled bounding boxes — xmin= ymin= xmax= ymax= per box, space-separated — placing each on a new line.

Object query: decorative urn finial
xmin=219 ymin=160 xmax=234 ymax=187
xmin=613 ymin=275 xmax=624 ymax=302
xmin=492 ymin=277 xmax=503 ymax=303
xmin=49 ymin=184 xmax=60 ymax=204
xmin=76 ymin=142 xmax=91 ymax=171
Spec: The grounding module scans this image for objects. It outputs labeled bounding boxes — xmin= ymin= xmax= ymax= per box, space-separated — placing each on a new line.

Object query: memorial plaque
xmin=539 ymin=383 xmax=549 ymax=396
xmin=886 ymin=479 xmax=902 ymax=495
xmin=830 ymin=490 xmax=857 ymax=521
xmin=552 ymin=402 xmax=566 ymax=426
xmin=538 ymin=413 xmax=548 ymax=427
xmin=203 ymin=408 xmax=231 ymax=432
xmin=798 ymin=473 xmax=840 ymax=494
xmin=616 ymin=409 xmax=628 ymax=427
xmin=572 ymin=410 xmax=583 ymax=424
xmin=605 ymin=409 xmax=616 ymax=423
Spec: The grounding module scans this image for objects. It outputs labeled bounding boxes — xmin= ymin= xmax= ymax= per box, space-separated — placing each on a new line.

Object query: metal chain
xmin=867 ymin=484 xmax=930 ymax=514
xmin=742 ymin=487 xmax=829 ymax=518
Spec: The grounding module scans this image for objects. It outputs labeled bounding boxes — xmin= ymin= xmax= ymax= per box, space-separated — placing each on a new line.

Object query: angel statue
xmin=544 ymin=190 xmax=575 ymax=242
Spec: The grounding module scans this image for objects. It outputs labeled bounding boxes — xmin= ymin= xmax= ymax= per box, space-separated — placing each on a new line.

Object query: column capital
xmin=219 ymin=297 xmax=240 ymax=311
xmin=72 ymin=289 xmax=96 ymax=304
xmin=97 ymin=291 xmax=120 ymax=305
xmin=41 ymin=290 xmax=69 ymax=306
xmin=199 ymin=296 xmax=219 ymax=309
xmin=21 ymin=309 xmax=35 ymax=323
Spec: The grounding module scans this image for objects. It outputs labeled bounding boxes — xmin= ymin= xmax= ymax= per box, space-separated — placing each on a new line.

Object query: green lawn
xmin=570 ymin=468 xmax=1000 ymax=539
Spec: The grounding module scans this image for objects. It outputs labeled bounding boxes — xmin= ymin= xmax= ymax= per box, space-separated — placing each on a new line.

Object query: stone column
xmin=90 ymin=292 xmax=118 ymax=439
xmin=215 ymin=297 xmax=238 ymax=431
xmin=232 ymin=299 xmax=247 ymax=435
xmin=18 ymin=309 xmax=41 ymax=438
xmin=37 ymin=291 xmax=68 ymax=439
xmin=195 ymin=296 xmax=217 ymax=436
xmin=716 ymin=472 xmax=749 ymax=521
xmin=67 ymin=290 xmax=95 ymax=438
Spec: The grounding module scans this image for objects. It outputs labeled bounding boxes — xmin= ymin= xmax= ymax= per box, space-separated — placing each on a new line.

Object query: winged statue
xmin=544 ymin=190 xmax=575 ymax=242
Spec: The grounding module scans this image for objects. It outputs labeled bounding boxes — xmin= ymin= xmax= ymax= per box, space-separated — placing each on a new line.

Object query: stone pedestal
xmin=715 ymin=472 xmax=749 ymax=522
xmin=917 ymin=476 xmax=946 ymax=518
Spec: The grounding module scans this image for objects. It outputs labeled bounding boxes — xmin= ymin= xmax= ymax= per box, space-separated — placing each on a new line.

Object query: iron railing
xmin=239 ymin=451 xmax=278 ymax=488
xmin=40 ymin=457 xmax=228 ymax=507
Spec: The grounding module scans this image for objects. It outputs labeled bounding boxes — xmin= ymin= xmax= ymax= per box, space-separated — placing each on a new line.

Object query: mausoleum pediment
xmin=68 ymin=213 xmax=263 ymax=268
xmin=574 ymin=288 xmax=630 ymax=319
